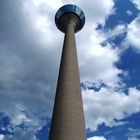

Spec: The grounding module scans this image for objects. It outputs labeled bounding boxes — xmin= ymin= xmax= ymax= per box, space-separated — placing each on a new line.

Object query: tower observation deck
xmin=49 ymin=4 xmax=86 ymax=140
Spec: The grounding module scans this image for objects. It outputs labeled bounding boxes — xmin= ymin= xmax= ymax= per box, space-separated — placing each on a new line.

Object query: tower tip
xmin=55 ymin=4 xmax=85 ymax=33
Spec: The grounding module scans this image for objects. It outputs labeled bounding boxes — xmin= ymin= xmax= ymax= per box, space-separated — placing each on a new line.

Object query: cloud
xmin=106 ymin=24 xmax=127 ymax=39
xmin=83 ymin=86 xmax=140 ymax=130
xmin=0 ymin=135 xmax=4 ymax=140
xmin=78 ymin=27 xmax=123 ymax=88
xmin=126 ymin=10 xmax=133 ymax=16
xmin=125 ymin=14 xmax=140 ymax=51
xmin=127 ymin=128 xmax=140 ymax=140
xmin=130 ymin=0 xmax=140 ymax=10
xmin=128 ymin=138 xmax=140 ymax=140
xmin=3 ymin=127 xmax=37 ymax=140
xmin=0 ymin=0 xmax=58 ymax=136
xmin=88 ymin=136 xmax=106 ymax=140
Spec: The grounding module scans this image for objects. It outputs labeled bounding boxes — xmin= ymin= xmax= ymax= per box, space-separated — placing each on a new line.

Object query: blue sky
xmin=0 ymin=0 xmax=140 ymax=140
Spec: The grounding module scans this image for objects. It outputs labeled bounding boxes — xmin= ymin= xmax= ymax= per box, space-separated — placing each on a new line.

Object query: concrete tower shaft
xmin=49 ymin=5 xmax=86 ymax=140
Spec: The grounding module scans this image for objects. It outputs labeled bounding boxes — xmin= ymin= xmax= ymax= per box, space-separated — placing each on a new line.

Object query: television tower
xmin=49 ymin=4 xmax=86 ymax=140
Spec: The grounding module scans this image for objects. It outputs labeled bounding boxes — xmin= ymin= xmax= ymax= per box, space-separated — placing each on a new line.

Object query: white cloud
xmin=106 ymin=24 xmax=127 ymax=39
xmin=128 ymin=138 xmax=140 ymax=140
xmin=4 ymin=127 xmax=37 ymax=140
xmin=126 ymin=15 xmax=140 ymax=51
xmin=0 ymin=135 xmax=4 ymax=140
xmin=78 ymin=27 xmax=123 ymax=88
xmin=126 ymin=10 xmax=133 ymax=16
xmin=83 ymin=87 xmax=140 ymax=130
xmin=88 ymin=136 xmax=106 ymax=140
xmin=0 ymin=0 xmax=57 ymax=135
xmin=130 ymin=0 xmax=140 ymax=10
xmin=31 ymin=0 xmax=62 ymax=9
xmin=12 ymin=111 xmax=33 ymax=126
xmin=127 ymin=128 xmax=140 ymax=140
